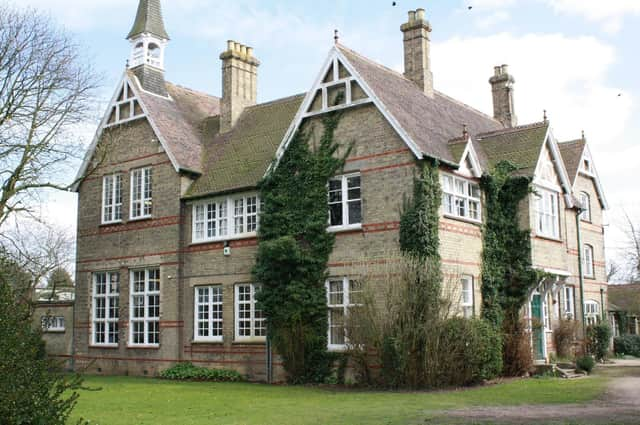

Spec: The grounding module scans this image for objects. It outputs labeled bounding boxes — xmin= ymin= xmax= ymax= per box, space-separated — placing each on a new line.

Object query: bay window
xmin=194 ymin=286 xmax=223 ymax=342
xmin=535 ymin=188 xmax=559 ymax=238
xmin=192 ymin=194 xmax=259 ymax=243
xmin=131 ymin=167 xmax=153 ymax=219
xmin=328 ymin=174 xmax=362 ymax=230
xmin=102 ymin=174 xmax=122 ymax=224
xmin=93 ymin=272 xmax=120 ymax=346
xmin=442 ymin=174 xmax=481 ymax=222
xmin=130 ymin=268 xmax=160 ymax=346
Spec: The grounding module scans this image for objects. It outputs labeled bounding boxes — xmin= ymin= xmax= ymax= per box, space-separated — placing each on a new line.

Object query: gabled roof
xmin=127 ymin=0 xmax=170 ymax=40
xmin=185 ymin=94 xmax=305 ymax=199
xmin=73 ymin=71 xmax=219 ymax=190
xmin=133 ymin=73 xmax=220 ymax=174
xmin=558 ymin=139 xmax=585 ymax=183
xmin=558 ymin=138 xmax=608 ymax=209
xmin=475 ymin=122 xmax=550 ymax=176
xmin=336 ymin=45 xmax=503 ymax=164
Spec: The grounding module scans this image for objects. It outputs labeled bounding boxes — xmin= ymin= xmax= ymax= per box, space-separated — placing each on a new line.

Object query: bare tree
xmin=620 ymin=212 xmax=640 ymax=283
xmin=1 ymin=219 xmax=74 ymax=298
xmin=0 ymin=4 xmax=101 ymax=226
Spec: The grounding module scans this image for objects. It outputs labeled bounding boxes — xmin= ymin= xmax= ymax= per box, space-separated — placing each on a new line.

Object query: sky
xmin=14 ymin=0 xmax=640 ymax=273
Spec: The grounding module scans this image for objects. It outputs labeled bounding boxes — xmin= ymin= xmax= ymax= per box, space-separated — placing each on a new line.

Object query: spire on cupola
xmin=127 ymin=0 xmax=170 ymax=97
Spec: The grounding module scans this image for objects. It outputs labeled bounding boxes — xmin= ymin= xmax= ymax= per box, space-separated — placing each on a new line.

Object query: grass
xmin=69 ymin=375 xmax=606 ymax=425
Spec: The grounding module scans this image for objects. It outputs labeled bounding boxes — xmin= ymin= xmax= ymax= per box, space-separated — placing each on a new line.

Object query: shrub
xmin=436 ymin=318 xmax=503 ymax=386
xmin=502 ymin=317 xmax=533 ymax=377
xmin=613 ymin=335 xmax=640 ymax=357
xmin=554 ymin=319 xmax=579 ymax=358
xmin=576 ymin=355 xmax=596 ymax=374
xmin=0 ymin=254 xmax=83 ymax=425
xmin=587 ymin=323 xmax=612 ymax=362
xmin=160 ymin=363 xmax=244 ymax=382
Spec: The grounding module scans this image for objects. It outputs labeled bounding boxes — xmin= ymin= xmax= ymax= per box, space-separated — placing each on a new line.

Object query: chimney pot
xmin=220 ymin=41 xmax=260 ymax=133
xmin=489 ymin=64 xmax=517 ymax=128
xmin=401 ymin=8 xmax=434 ymax=97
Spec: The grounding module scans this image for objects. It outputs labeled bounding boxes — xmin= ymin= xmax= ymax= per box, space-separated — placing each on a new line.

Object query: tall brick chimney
xmin=400 ymin=8 xmax=434 ymax=98
xmin=489 ymin=65 xmax=517 ymax=128
xmin=220 ymin=41 xmax=260 ymax=133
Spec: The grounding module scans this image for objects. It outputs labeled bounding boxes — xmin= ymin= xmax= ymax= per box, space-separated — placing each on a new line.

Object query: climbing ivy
xmin=399 ymin=159 xmax=442 ymax=263
xmin=480 ymin=161 xmax=540 ymax=375
xmin=254 ymin=108 xmax=349 ymax=384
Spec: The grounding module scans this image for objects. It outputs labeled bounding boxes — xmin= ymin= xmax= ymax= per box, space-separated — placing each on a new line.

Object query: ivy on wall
xmin=399 ymin=159 xmax=442 ymax=263
xmin=480 ymin=161 xmax=539 ymax=374
xmin=254 ymin=107 xmax=349 ymax=384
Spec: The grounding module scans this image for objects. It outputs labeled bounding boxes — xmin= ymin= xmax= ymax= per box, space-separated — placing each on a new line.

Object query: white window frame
xmin=41 ymin=316 xmax=65 ymax=332
xmin=130 ymin=167 xmax=153 ymax=220
xmin=234 ymin=283 xmax=265 ymax=342
xmin=191 ymin=194 xmax=259 ymax=243
xmin=328 ymin=173 xmax=362 ymax=231
xmin=583 ymin=244 xmax=595 ymax=278
xmin=326 ymin=277 xmax=363 ymax=351
xmin=441 ymin=173 xmax=482 ymax=223
xmin=194 ymin=286 xmax=223 ymax=342
xmin=102 ymin=174 xmax=123 ymax=224
xmin=535 ymin=188 xmax=560 ymax=239
xmin=585 ymin=300 xmax=600 ymax=326
xmin=579 ymin=192 xmax=591 ymax=222
xmin=461 ymin=275 xmax=474 ymax=318
xmin=92 ymin=271 xmax=120 ymax=346
xmin=563 ymin=286 xmax=575 ymax=319
xmin=129 ymin=268 xmax=160 ymax=347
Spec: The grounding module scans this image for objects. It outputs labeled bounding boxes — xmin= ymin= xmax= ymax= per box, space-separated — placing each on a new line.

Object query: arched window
xmin=580 ymin=192 xmax=591 ymax=222
xmin=583 ymin=244 xmax=594 ymax=278
xmin=584 ymin=300 xmax=600 ymax=326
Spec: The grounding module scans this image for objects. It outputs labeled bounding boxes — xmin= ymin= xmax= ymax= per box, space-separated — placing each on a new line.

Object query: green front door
xmin=531 ymin=294 xmax=545 ymax=361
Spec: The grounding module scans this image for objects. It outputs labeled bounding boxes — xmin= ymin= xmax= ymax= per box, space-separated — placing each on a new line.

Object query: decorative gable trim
xmin=105 ymin=80 xmax=146 ymax=127
xmin=458 ymin=139 xmax=482 ymax=178
xmin=533 ymin=126 xmax=575 ymax=208
xmin=72 ymin=72 xmax=181 ymax=191
xmin=576 ymin=144 xmax=608 ymax=209
xmin=269 ymin=46 xmax=425 ymax=175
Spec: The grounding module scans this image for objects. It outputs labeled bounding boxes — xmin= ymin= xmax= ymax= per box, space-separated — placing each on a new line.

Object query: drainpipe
xmin=575 ymin=210 xmax=587 ymax=339
xmin=600 ymin=287 xmax=605 ymax=322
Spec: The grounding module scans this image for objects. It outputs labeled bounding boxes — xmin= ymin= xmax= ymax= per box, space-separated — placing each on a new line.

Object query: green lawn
xmin=70 ymin=375 xmax=606 ymax=425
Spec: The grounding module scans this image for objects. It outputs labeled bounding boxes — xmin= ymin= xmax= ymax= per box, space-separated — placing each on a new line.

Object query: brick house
xmin=71 ymin=1 xmax=609 ymax=380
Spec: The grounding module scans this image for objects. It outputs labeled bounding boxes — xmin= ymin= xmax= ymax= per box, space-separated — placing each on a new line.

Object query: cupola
xmin=127 ymin=0 xmax=170 ymax=97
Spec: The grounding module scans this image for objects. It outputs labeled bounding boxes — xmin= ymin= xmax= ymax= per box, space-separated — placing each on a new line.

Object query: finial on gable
xmin=581 ymin=130 xmax=586 ymax=141
xmin=334 ymin=29 xmax=339 ymax=44
xmin=543 ymin=109 xmax=548 ymax=122
xmin=462 ymin=124 xmax=468 ymax=139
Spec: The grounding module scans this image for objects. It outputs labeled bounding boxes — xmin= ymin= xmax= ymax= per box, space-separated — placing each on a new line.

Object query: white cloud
xmin=544 ymin=0 xmax=640 ymax=33
xmin=475 ymin=10 xmax=511 ymax=29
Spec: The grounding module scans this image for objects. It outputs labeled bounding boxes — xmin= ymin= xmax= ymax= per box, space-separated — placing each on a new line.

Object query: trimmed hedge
xmin=160 ymin=363 xmax=244 ymax=382
xmin=614 ymin=335 xmax=640 ymax=357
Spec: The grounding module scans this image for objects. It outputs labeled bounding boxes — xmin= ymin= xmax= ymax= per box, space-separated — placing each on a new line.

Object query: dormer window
xmin=583 ymin=159 xmax=591 ymax=173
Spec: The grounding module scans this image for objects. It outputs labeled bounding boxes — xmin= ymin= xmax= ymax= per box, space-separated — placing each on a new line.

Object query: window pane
xmin=329 ymin=309 xmax=345 ymax=345
xmin=329 ymin=203 xmax=343 ymax=226
xmin=328 ymin=281 xmax=344 ymax=305
xmin=348 ymin=201 xmax=361 ymax=225
xmin=349 ymin=280 xmax=363 ymax=305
